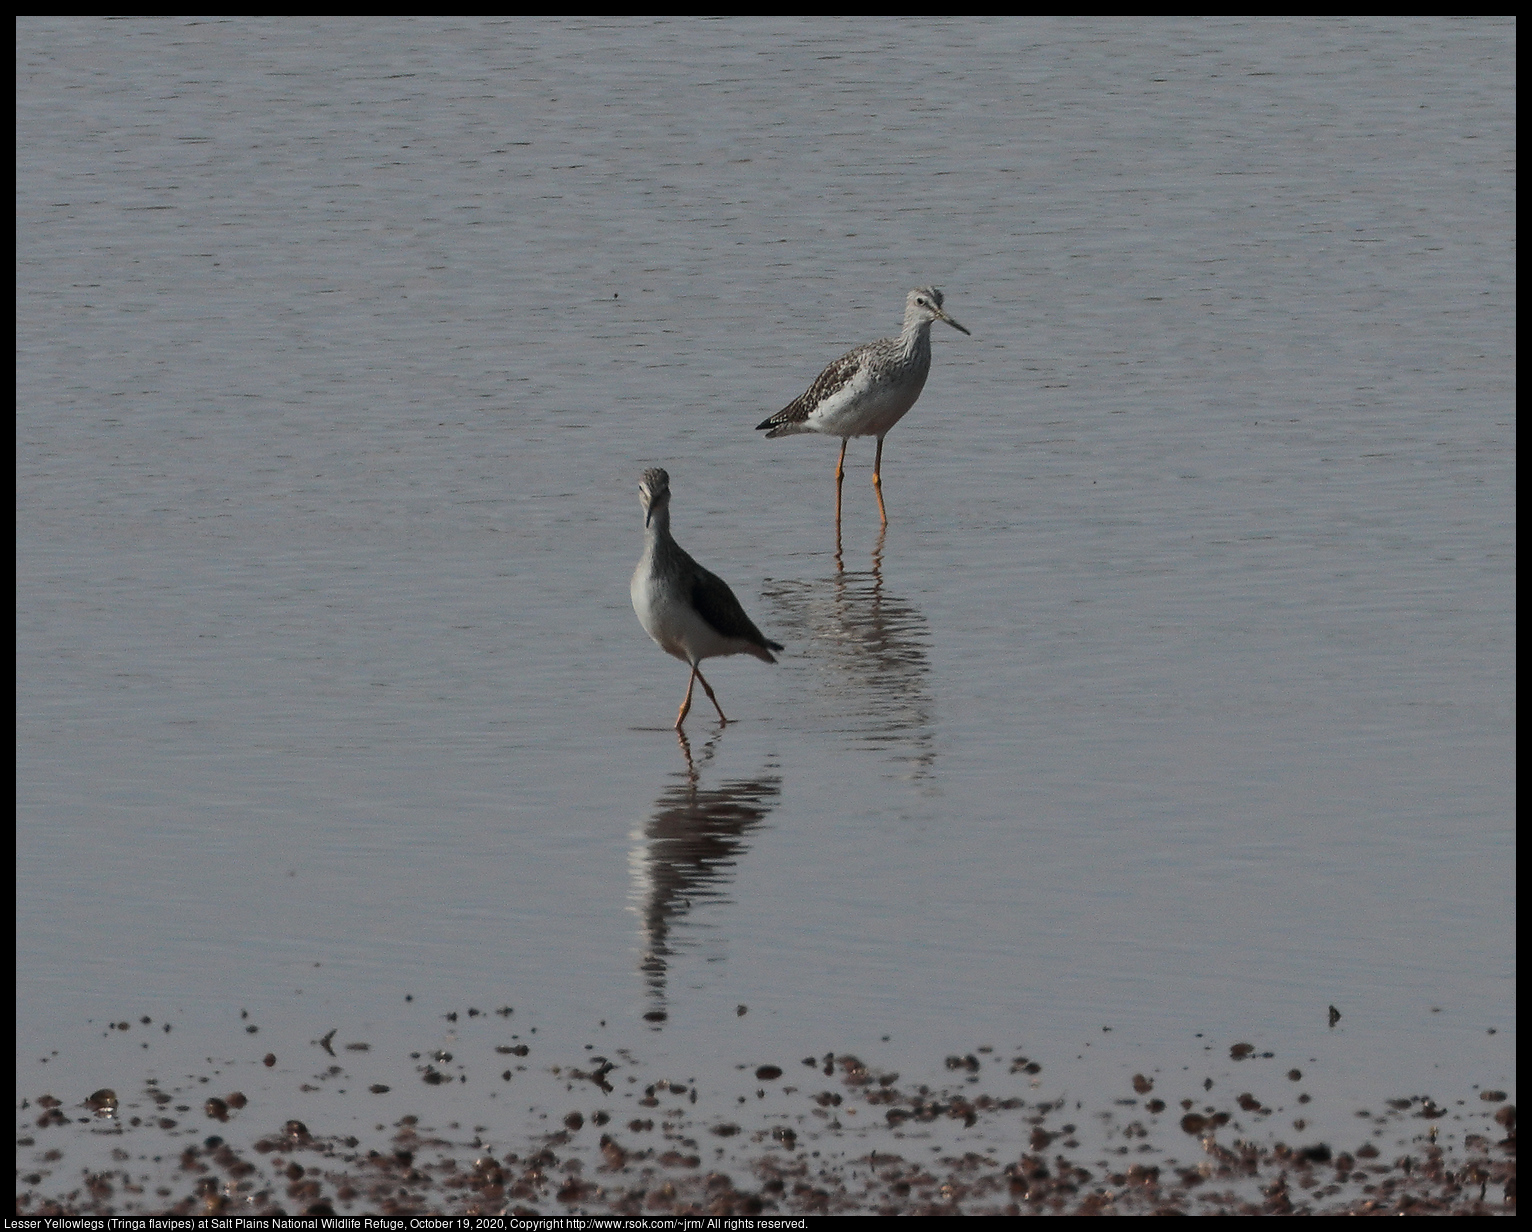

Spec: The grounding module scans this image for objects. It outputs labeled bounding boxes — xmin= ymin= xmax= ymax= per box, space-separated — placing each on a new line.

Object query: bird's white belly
xmin=631 ymin=565 xmax=737 ymax=664
xmin=807 ymin=368 xmax=926 ymax=438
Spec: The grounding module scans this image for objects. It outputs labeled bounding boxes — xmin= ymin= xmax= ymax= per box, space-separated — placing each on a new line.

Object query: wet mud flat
xmin=17 ymin=1020 xmax=1515 ymax=1217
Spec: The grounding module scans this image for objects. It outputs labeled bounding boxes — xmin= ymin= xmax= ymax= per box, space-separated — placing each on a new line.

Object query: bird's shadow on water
xmin=629 ymin=730 xmax=781 ymax=1022
xmin=762 ymin=525 xmax=937 ymax=780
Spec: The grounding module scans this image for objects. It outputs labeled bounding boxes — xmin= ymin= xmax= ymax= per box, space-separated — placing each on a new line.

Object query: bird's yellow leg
xmin=675 ymin=668 xmax=698 ymax=730
xmin=693 ymin=665 xmax=729 ymax=724
xmin=835 ymin=438 xmax=848 ymax=526
xmin=872 ymin=436 xmax=888 ymax=526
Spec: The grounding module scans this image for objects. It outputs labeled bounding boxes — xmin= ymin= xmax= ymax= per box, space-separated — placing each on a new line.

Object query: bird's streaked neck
xmin=899 ymin=314 xmax=935 ymax=359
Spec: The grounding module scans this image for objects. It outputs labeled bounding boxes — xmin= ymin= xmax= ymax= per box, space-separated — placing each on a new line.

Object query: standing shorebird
xmin=756 ymin=287 xmax=970 ymax=525
xmin=631 ymin=468 xmax=783 ymax=730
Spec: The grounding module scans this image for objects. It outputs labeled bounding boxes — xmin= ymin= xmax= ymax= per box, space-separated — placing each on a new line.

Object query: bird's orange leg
xmin=872 ymin=436 xmax=888 ymax=526
xmin=693 ymin=665 xmax=729 ymax=724
xmin=835 ymin=437 xmax=849 ymax=527
xmin=675 ymin=668 xmax=698 ymax=730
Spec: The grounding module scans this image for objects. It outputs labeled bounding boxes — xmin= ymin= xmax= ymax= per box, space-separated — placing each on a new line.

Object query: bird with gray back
xmin=631 ymin=468 xmax=783 ymax=730
xmin=756 ymin=287 xmax=970 ymax=525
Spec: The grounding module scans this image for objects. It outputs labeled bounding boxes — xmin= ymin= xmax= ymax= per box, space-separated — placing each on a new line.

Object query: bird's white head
xmin=906 ymin=286 xmax=971 ymax=336
xmin=639 ymin=467 xmax=671 ymax=528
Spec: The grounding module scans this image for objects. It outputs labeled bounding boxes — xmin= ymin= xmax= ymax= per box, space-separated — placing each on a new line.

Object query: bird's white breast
xmin=631 ymin=556 xmax=738 ymax=664
xmin=806 ymin=358 xmax=929 ymax=439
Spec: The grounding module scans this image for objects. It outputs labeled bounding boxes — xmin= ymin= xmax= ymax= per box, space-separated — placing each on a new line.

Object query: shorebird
xmin=756 ymin=287 xmax=969 ymax=524
xmin=631 ymin=468 xmax=783 ymax=730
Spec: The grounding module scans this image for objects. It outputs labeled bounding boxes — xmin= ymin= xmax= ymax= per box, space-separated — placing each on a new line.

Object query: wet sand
xmin=16 ymin=1011 xmax=1515 ymax=1217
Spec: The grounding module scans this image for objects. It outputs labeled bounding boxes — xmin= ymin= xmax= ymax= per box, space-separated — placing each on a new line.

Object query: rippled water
xmin=17 ymin=16 xmax=1514 ymax=1149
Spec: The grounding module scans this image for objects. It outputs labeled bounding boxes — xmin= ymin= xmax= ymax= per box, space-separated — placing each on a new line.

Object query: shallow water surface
xmin=16 ymin=17 xmax=1514 ymax=1187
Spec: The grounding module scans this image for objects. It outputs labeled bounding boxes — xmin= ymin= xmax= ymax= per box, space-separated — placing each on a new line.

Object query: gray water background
xmin=17 ymin=17 xmax=1514 ymax=1142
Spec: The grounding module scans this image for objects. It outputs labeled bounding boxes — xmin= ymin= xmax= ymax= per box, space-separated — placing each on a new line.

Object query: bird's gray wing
xmin=690 ymin=566 xmax=778 ymax=655
xmin=756 ymin=346 xmax=866 ymax=431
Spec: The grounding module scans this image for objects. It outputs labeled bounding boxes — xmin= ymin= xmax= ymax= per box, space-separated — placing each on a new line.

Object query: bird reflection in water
xmin=629 ymin=730 xmax=780 ymax=1021
xmin=764 ymin=527 xmax=935 ymax=778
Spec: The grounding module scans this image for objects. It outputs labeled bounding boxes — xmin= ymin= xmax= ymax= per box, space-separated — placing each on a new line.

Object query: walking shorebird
xmin=631 ymin=468 xmax=783 ymax=730
xmin=755 ymin=287 xmax=969 ymax=525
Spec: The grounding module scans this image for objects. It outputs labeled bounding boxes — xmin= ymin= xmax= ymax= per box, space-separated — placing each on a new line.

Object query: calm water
xmin=17 ymin=16 xmax=1514 ymax=1148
